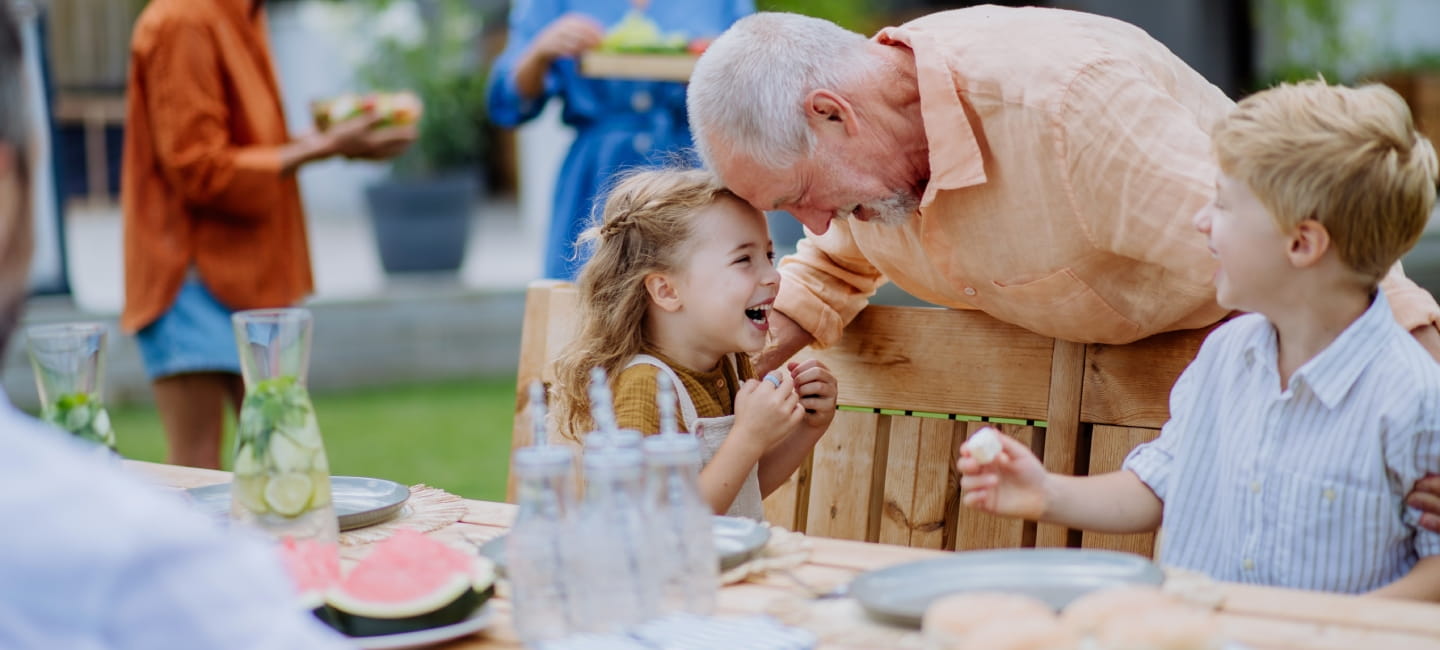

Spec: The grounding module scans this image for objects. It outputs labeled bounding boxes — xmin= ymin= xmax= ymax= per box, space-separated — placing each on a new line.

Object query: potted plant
xmin=353 ymin=0 xmax=489 ymax=274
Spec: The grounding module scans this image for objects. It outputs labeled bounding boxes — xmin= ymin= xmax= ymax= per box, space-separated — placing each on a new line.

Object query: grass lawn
xmin=109 ymin=376 xmax=516 ymax=502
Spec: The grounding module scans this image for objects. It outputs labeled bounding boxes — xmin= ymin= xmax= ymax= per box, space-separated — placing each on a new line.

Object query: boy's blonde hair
xmin=1213 ymin=80 xmax=1438 ymax=281
xmin=550 ymin=168 xmax=742 ymax=441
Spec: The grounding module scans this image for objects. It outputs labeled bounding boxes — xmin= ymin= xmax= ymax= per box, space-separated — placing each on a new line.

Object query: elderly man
xmin=0 ymin=5 xmax=349 ymax=647
xmin=687 ymin=8 xmax=1440 ymax=530
xmin=687 ymin=7 xmax=1440 ymax=373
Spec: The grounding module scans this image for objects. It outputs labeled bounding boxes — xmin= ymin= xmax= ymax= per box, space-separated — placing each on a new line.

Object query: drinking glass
xmin=25 ymin=322 xmax=115 ymax=450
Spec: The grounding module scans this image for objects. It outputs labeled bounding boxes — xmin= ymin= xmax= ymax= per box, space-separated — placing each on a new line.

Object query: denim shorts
xmin=135 ymin=277 xmax=241 ymax=380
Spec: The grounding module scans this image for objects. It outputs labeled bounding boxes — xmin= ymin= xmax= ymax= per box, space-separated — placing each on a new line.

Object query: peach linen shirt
xmin=121 ymin=0 xmax=310 ymax=333
xmin=776 ymin=6 xmax=1440 ymax=347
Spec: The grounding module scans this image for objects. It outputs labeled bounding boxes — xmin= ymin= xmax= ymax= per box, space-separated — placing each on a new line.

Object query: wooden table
xmin=132 ymin=461 xmax=1440 ymax=649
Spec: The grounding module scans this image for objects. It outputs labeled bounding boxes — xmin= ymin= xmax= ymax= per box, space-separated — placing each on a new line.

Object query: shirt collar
xmin=1244 ymin=291 xmax=1393 ymax=408
xmin=873 ymin=25 xmax=988 ymax=208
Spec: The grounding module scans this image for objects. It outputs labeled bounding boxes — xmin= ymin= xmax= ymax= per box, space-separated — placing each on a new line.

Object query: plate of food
xmin=478 ymin=515 xmax=770 ymax=576
xmin=578 ymin=9 xmax=711 ymax=81
xmin=350 ymin=604 xmax=493 ymax=650
xmin=186 ymin=476 xmax=411 ymax=531
xmin=851 ymin=548 xmax=1165 ymax=628
xmin=281 ymin=530 xmax=496 ymax=649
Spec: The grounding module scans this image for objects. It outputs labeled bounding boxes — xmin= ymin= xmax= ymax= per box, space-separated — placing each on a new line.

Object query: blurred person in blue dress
xmin=487 ymin=0 xmax=753 ymax=280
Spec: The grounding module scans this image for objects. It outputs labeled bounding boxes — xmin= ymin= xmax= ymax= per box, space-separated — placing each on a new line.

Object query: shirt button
xmin=1243 ymin=558 xmax=1255 ymax=571
xmin=631 ymin=91 xmax=653 ymax=112
xmin=963 ymin=287 xmax=977 ymax=296
xmin=633 ymin=133 xmax=653 ymax=154
xmin=715 ymin=378 xmax=724 ymax=388
xmin=1323 ymin=488 xmax=1337 ymax=502
xmin=1250 ymin=481 xmax=1261 ymax=494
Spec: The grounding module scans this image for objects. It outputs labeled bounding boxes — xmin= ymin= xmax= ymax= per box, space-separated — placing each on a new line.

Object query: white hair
xmin=687 ymin=12 xmax=878 ymax=171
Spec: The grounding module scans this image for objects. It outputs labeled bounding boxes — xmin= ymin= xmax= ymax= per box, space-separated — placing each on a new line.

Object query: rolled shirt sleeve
xmin=143 ymin=22 xmax=286 ymax=221
xmin=775 ymin=219 xmax=888 ymax=348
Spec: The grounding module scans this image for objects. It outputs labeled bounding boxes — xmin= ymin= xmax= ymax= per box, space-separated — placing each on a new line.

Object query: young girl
xmin=551 ymin=168 xmax=838 ymax=519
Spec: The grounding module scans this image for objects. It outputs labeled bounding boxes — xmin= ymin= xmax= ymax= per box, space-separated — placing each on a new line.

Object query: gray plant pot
xmin=364 ymin=174 xmax=478 ymax=274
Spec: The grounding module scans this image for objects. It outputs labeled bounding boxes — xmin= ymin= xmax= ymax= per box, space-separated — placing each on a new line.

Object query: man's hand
xmin=1406 ymin=474 xmax=1440 ymax=533
xmin=755 ymin=309 xmax=814 ymax=376
xmin=1411 ymin=324 xmax=1440 ymax=363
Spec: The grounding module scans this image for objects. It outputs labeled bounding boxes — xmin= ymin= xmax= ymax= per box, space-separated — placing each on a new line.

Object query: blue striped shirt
xmin=1124 ymin=292 xmax=1440 ymax=593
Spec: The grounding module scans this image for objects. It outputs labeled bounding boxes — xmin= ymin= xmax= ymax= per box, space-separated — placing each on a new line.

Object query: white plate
xmin=186 ymin=476 xmax=411 ymax=531
xmin=351 ymin=603 xmax=493 ymax=650
xmin=851 ymin=548 xmax=1165 ymax=627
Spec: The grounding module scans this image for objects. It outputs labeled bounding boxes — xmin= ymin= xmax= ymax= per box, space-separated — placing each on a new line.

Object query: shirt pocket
xmin=988 ymin=267 xmax=1141 ymax=343
xmin=1273 ymin=470 xmax=1396 ymax=592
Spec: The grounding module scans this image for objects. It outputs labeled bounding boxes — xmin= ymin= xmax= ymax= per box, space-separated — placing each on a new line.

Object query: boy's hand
xmin=957 ymin=430 xmax=1050 ymax=520
xmin=786 ymin=359 xmax=836 ymax=432
xmin=733 ymin=369 xmax=804 ymax=454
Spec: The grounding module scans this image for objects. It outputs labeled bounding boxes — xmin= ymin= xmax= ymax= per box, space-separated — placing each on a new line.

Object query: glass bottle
xmin=25 ymin=322 xmax=116 ymax=453
xmin=570 ymin=443 xmax=659 ymax=633
xmin=507 ymin=444 xmax=579 ymax=643
xmin=229 ymin=308 xmax=337 ymax=544
xmin=643 ymin=433 xmax=719 ymax=616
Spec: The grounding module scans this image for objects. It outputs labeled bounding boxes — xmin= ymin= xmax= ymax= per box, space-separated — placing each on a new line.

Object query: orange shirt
xmin=120 ymin=0 xmax=311 ymax=333
xmin=776 ymin=7 xmax=1440 ymax=346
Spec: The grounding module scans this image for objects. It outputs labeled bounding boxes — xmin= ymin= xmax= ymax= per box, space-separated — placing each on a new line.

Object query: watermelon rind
xmin=328 ymin=564 xmax=496 ymax=637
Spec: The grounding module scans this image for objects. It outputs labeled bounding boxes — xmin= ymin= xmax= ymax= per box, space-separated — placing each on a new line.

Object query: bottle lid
xmin=583 ymin=444 xmax=644 ymax=477
xmin=512 ymin=444 xmax=575 ymax=477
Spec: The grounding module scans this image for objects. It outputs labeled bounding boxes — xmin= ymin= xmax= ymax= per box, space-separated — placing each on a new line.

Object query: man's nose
xmin=787 ymin=208 xmax=832 ymax=235
xmin=1193 ymin=206 xmax=1211 ymax=234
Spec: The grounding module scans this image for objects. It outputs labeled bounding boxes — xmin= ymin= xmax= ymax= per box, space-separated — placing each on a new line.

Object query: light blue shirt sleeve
xmin=1390 ymin=394 xmax=1440 ymax=558
xmin=0 ymin=398 xmax=350 ymax=650
xmin=1123 ymin=343 xmax=1211 ymax=503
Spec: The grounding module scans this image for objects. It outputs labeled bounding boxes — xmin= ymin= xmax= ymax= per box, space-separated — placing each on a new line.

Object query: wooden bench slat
xmin=805 ymin=411 xmax=885 ymax=542
xmin=805 ymin=306 xmax=1054 ymax=420
xmin=1079 ymin=424 xmax=1161 ymax=557
xmin=1080 ymin=328 xmax=1210 ymax=429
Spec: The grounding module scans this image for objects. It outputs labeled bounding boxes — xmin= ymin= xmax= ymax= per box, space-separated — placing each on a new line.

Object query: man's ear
xmin=644 ymin=272 xmax=683 ymax=312
xmin=1287 ymin=219 xmax=1331 ymax=268
xmin=804 ymin=89 xmax=859 ymax=137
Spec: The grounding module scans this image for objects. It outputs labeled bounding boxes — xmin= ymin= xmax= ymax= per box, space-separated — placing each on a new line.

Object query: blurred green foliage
xmin=756 ymin=0 xmax=886 ymax=34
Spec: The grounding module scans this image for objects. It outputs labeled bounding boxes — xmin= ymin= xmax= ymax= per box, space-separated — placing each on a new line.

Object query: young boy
xmin=959 ymin=80 xmax=1440 ymax=600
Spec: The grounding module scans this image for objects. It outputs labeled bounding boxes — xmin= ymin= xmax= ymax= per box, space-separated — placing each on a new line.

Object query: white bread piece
xmin=963 ymin=427 xmax=1004 ymax=464
xmin=922 ymin=591 xmax=1057 ymax=650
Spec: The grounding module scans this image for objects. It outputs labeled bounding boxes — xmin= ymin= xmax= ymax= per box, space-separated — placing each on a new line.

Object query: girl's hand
xmin=531 ymin=13 xmax=605 ymax=61
xmin=787 ymin=359 xmax=836 ymax=432
xmin=733 ymin=369 xmax=803 ymax=454
xmin=956 ymin=431 xmax=1050 ymax=520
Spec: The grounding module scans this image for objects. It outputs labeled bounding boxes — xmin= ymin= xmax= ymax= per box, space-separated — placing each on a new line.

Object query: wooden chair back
xmin=509 ymin=280 xmax=1213 ymax=557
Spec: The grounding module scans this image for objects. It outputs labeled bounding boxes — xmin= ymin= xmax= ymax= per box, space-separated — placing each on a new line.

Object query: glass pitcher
xmin=25 ymin=322 xmax=115 ymax=451
xmin=229 ymin=308 xmax=337 ymax=543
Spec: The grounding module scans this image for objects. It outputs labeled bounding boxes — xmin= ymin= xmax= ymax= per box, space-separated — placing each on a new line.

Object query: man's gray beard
xmin=835 ymin=191 xmax=919 ymax=227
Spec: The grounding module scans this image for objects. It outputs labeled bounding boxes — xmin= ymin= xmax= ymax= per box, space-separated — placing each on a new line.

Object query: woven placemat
xmin=338 ymin=484 xmax=468 ymax=546
xmin=721 ymin=524 xmax=812 ymax=585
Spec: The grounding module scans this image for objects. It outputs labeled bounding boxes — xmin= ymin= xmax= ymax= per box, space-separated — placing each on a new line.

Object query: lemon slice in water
xmin=264 ymin=472 xmax=314 ymax=517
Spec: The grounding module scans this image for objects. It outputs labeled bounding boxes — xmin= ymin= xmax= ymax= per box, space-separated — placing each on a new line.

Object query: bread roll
xmin=1062 ymin=586 xmax=1179 ymax=636
xmin=922 ymin=591 xmax=1057 ymax=649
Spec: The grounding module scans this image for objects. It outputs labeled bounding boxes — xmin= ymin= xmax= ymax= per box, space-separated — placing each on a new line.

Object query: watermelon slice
xmin=326 ymin=529 xmax=496 ymax=638
xmin=276 ymin=537 xmax=343 ymax=629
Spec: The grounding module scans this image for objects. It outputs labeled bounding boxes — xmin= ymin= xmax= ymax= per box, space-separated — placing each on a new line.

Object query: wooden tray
xmin=580 ymin=52 xmax=697 ymax=82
